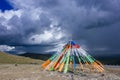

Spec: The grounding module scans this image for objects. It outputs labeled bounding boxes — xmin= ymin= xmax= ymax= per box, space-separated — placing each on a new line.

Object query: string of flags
xmin=42 ymin=41 xmax=104 ymax=73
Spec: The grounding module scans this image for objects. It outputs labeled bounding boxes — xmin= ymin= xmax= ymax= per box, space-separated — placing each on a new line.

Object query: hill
xmin=94 ymin=55 xmax=120 ymax=65
xmin=19 ymin=53 xmax=52 ymax=61
xmin=0 ymin=52 xmax=43 ymax=64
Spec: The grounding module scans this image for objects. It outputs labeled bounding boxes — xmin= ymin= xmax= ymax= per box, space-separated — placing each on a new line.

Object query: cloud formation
xmin=0 ymin=0 xmax=120 ymax=54
xmin=0 ymin=45 xmax=15 ymax=52
xmin=0 ymin=6 xmax=66 ymax=45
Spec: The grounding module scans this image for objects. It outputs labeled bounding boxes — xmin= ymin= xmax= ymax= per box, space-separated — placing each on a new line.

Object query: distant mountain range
xmin=19 ymin=53 xmax=120 ymax=65
xmin=94 ymin=56 xmax=120 ymax=65
xmin=19 ymin=53 xmax=52 ymax=61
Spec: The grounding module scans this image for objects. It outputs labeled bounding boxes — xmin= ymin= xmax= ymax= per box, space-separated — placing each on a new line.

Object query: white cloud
xmin=0 ymin=10 xmax=22 ymax=20
xmin=0 ymin=9 xmax=23 ymax=35
xmin=0 ymin=45 xmax=15 ymax=52
xmin=28 ymin=30 xmax=53 ymax=44
xmin=28 ymin=26 xmax=66 ymax=44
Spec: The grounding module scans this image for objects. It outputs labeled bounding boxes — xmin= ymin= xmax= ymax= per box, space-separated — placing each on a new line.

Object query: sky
xmin=0 ymin=0 xmax=120 ymax=55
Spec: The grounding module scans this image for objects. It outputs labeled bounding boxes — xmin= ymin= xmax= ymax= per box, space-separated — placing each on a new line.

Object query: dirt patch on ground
xmin=0 ymin=64 xmax=120 ymax=80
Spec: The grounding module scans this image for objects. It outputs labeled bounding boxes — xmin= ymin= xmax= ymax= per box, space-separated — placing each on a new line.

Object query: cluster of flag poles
xmin=41 ymin=41 xmax=104 ymax=73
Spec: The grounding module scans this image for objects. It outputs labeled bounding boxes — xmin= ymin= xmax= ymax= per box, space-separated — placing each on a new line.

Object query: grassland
xmin=0 ymin=52 xmax=43 ymax=64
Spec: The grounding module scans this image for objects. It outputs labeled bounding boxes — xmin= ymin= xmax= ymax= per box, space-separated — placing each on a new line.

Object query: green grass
xmin=0 ymin=52 xmax=43 ymax=64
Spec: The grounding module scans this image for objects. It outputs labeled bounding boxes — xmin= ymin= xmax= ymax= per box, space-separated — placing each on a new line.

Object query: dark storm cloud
xmin=74 ymin=0 xmax=120 ymax=29
xmin=0 ymin=0 xmax=120 ymax=54
xmin=75 ymin=0 xmax=120 ymax=12
xmin=0 ymin=9 xmax=55 ymax=45
xmin=37 ymin=0 xmax=120 ymax=54
xmin=85 ymin=15 xmax=120 ymax=29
